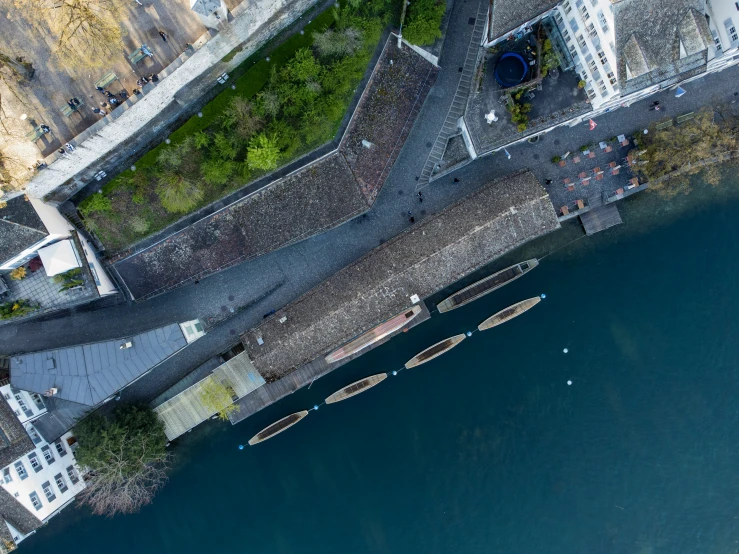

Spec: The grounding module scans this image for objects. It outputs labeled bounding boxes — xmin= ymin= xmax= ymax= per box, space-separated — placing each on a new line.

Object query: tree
xmin=0 ymin=51 xmax=34 ymax=81
xmin=14 ymin=0 xmax=124 ymax=70
xmin=313 ymin=27 xmax=363 ymax=58
xmin=200 ymin=158 xmax=235 ymax=186
xmin=247 ymin=133 xmax=281 ymax=171
xmin=220 ymin=97 xmax=264 ymax=142
xmin=403 ymin=0 xmax=445 ymax=46
xmin=198 ymin=377 xmax=239 ymax=421
xmin=74 ymin=405 xmax=170 ymax=517
xmin=256 ymin=90 xmax=281 ymax=118
xmin=156 ymin=173 xmax=204 ymax=213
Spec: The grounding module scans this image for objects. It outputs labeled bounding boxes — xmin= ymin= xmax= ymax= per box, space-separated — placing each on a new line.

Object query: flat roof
xmin=488 ymin=0 xmax=558 ymax=40
xmin=10 ymin=324 xmax=187 ymax=406
xmin=243 ymin=170 xmax=559 ymax=379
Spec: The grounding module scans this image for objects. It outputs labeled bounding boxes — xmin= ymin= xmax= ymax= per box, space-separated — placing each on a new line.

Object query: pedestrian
xmin=149 ymin=73 xmax=159 ymax=82
xmin=58 ymin=148 xmax=70 ymax=159
xmin=40 ymin=124 xmax=50 ymax=133
xmin=67 ymin=99 xmax=75 ymax=108
xmin=95 ymin=86 xmax=105 ymax=93
xmin=65 ymin=142 xmax=75 ymax=152
xmin=109 ymin=97 xmax=119 ymax=106
xmin=407 ymin=210 xmax=412 ymax=216
xmin=132 ymin=87 xmax=141 ymax=95
xmin=158 ymin=30 xmax=168 ymax=42
xmin=419 ymin=197 xmax=423 ymax=203
xmin=453 ymin=177 xmax=460 ymax=183
xmin=119 ymin=89 xmax=129 ymax=100
xmin=105 ymin=90 xmax=114 ymax=98
xmin=100 ymin=101 xmax=108 ymax=108
xmin=72 ymin=97 xmax=80 ymax=106
xmin=409 ymin=217 xmax=415 ymax=223
xmin=545 ymin=179 xmax=552 ymax=185
xmin=93 ymin=107 xmax=107 ymax=116
xmin=185 ymin=43 xmax=193 ymax=51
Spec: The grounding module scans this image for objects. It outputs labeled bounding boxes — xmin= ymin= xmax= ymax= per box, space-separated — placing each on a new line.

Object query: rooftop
xmin=0 ymin=396 xmax=34 ymax=469
xmin=614 ymin=0 xmax=712 ymax=94
xmin=242 ymin=171 xmax=559 ymax=380
xmin=0 ymin=195 xmax=48 ymax=265
xmin=0 ymin=487 xmax=41 ymax=539
xmin=10 ymin=324 xmax=187 ymax=407
xmin=488 ymin=0 xmax=559 ymax=40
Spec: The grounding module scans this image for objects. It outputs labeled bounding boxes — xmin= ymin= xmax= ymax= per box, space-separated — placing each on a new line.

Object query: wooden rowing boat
xmin=248 ymin=410 xmax=309 ymax=446
xmin=405 ymin=334 xmax=466 ymax=369
xmin=436 ymin=259 xmax=538 ymax=313
xmin=478 ymin=296 xmax=541 ymax=331
xmin=325 ymin=373 xmax=388 ymax=404
xmin=325 ymin=306 xmax=422 ymax=364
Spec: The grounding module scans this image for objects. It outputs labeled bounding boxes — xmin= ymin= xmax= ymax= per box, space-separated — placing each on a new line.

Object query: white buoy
xmin=567 ymin=380 xmax=572 ymax=386
xmin=563 ymin=348 xmax=569 ymax=354
xmin=313 ymin=404 xmax=319 ymax=411
xmin=466 ymin=331 xmax=472 ymax=337
xmin=392 ymin=371 xmax=397 ymax=376
xmin=540 ymin=293 xmax=546 ymax=299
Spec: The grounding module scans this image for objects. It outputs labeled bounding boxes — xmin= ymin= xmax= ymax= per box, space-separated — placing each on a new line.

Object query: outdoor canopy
xmin=37 ymin=239 xmax=81 ymax=276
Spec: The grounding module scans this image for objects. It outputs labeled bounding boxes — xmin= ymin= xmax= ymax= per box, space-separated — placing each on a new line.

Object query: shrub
xmin=313 ymin=27 xmax=363 ymax=58
xmin=220 ymin=97 xmax=264 ymax=142
xmin=247 ymin=133 xmax=281 ymax=171
xmin=129 ymin=215 xmax=151 ymax=234
xmin=193 ymin=131 xmax=210 ymax=149
xmin=577 ymin=80 xmax=586 ymax=89
xmin=0 ymin=299 xmax=38 ymax=320
xmin=9 ymin=266 xmax=26 ymax=280
xmin=79 ymin=193 xmax=112 ymax=216
xmin=157 ymin=173 xmax=204 ymax=213
xmin=212 ymin=132 xmax=239 ymax=161
xmin=256 ymin=90 xmax=281 ymax=119
xmin=28 ymin=257 xmax=43 ymax=272
xmin=551 ymin=155 xmax=561 ymax=163
xmin=517 ymin=123 xmax=527 ymax=132
xmin=201 ymin=159 xmax=235 ymax=186
xmin=404 ymin=0 xmax=445 ymax=46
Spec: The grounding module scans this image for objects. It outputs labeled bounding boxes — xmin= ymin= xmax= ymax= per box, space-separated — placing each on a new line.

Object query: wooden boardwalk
xmin=580 ymin=204 xmax=623 ymax=235
xmin=229 ymin=301 xmax=431 ymax=425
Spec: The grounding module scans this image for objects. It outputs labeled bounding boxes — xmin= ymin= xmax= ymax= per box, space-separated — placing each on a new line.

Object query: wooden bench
xmin=60 ymin=99 xmax=84 ymax=118
xmin=129 ymin=44 xmax=152 ymax=64
xmin=94 ymin=72 xmax=118 ymax=90
xmin=676 ymin=112 xmax=696 ymax=125
xmin=576 ymin=199 xmax=585 ymax=210
xmin=561 ymin=205 xmax=569 ymax=216
xmin=25 ymin=127 xmax=45 ymax=142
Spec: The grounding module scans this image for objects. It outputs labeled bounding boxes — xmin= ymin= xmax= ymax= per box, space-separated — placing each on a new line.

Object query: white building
xmin=0 ymin=384 xmax=85 ymax=550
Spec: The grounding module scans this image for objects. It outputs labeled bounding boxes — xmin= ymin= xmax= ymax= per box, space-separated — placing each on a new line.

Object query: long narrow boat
xmin=436 ymin=259 xmax=538 ymax=313
xmin=405 ymin=334 xmax=466 ymax=369
xmin=478 ymin=297 xmax=541 ymax=331
xmin=325 ymin=306 xmax=422 ymax=364
xmin=248 ymin=411 xmax=309 ymax=446
xmin=325 ymin=373 xmax=388 ymax=404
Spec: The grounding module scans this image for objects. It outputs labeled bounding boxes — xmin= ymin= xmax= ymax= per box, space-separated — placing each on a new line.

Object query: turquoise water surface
xmin=21 ymin=176 xmax=739 ymax=554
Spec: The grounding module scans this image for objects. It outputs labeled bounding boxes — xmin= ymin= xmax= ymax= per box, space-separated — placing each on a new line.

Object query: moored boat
xmin=405 ymin=334 xmax=466 ymax=369
xmin=248 ymin=410 xmax=309 ymax=446
xmin=478 ymin=296 xmax=541 ymax=331
xmin=436 ymin=259 xmax=538 ymax=313
xmin=325 ymin=306 xmax=422 ymax=364
xmin=325 ymin=373 xmax=388 ymax=404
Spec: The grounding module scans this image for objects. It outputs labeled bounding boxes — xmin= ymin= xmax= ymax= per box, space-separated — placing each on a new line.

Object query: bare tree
xmin=14 ymin=0 xmax=124 ymax=69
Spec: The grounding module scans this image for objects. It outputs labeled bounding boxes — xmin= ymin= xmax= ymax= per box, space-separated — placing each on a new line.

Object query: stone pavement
xmin=2 ymin=0 xmax=739 ymax=416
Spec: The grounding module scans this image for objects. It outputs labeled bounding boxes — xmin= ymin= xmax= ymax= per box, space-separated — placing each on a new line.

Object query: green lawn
xmin=83 ymin=1 xmax=396 ymax=253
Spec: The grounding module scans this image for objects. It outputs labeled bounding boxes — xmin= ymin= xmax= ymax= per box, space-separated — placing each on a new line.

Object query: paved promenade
xmin=2 ymin=0 xmax=739 ymax=412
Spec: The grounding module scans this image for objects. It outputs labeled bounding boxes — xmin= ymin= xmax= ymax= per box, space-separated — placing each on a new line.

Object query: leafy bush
xmin=129 ymin=216 xmax=151 ymax=234
xmin=157 ymin=173 xmax=204 ymax=213
xmin=201 ymin=159 xmax=235 ymax=186
xmin=313 ymin=27 xmax=363 ymax=58
xmin=9 ymin=266 xmax=26 ymax=280
xmin=0 ymin=299 xmax=39 ymax=320
xmin=53 ymin=268 xmax=84 ymax=293
xmin=220 ymin=97 xmax=264 ymax=142
xmin=404 ymin=0 xmax=445 ymax=46
xmin=79 ymin=193 xmax=112 ymax=216
xmin=247 ymin=133 xmax=281 ymax=171
xmin=551 ymin=155 xmax=561 ymax=163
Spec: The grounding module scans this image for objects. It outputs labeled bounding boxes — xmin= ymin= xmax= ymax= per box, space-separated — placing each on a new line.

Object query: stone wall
xmin=28 ymin=0 xmax=323 ymax=204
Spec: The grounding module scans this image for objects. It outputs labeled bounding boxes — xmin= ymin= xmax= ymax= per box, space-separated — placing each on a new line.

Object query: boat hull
xmin=325 ymin=373 xmax=388 ymax=404
xmin=325 ymin=306 xmax=422 ymax=364
xmin=437 ymin=259 xmax=538 ymax=313
xmin=248 ymin=410 xmax=309 ymax=445
xmin=405 ymin=334 xmax=466 ymax=369
xmin=478 ymin=297 xmax=541 ymax=331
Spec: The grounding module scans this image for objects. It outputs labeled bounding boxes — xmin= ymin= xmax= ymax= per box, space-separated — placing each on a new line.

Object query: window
xmin=42 ymin=481 xmax=56 ymax=503
xmin=3 ymin=394 xmax=9 ymax=400
xmin=570 ymin=18 xmax=579 ymax=33
xmin=598 ymin=80 xmax=608 ymax=93
xmin=41 ymin=445 xmax=55 ymax=464
xmin=569 ymin=44 xmax=578 ymax=58
xmin=562 ymin=29 xmax=570 ymax=42
xmin=28 ymin=453 xmax=42 ymax=472
xmin=28 ymin=426 xmax=41 ymax=445
xmin=66 ymin=465 xmax=79 ymax=485
xmin=3 ymin=468 xmax=12 ymax=483
xmin=577 ymin=34 xmax=588 ymax=50
xmin=54 ymin=473 xmax=68 ymax=493
xmin=588 ymin=58 xmax=598 ymax=72
xmin=14 ymin=461 xmax=27 ymax=480
xmin=731 ymin=26 xmax=738 ymax=41
xmin=586 ymin=22 xmax=597 ymax=37
xmin=586 ymin=87 xmax=596 ymax=100
xmin=555 ymin=12 xmax=564 ymax=26
xmin=598 ymin=11 xmax=609 ymax=33
xmin=563 ymin=2 xmax=572 ymax=15
xmin=580 ymin=4 xmax=590 ymax=21
xmin=29 ymin=492 xmax=42 ymax=511
xmin=607 ymin=71 xmax=617 ymax=85
xmin=31 ymin=393 xmax=45 ymax=410
xmin=55 ymin=441 xmax=67 ymax=457
xmin=597 ymin=50 xmax=608 ymax=65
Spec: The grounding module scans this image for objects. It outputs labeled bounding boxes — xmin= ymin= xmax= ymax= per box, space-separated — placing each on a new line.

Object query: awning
xmin=37 ymin=240 xmax=81 ymax=276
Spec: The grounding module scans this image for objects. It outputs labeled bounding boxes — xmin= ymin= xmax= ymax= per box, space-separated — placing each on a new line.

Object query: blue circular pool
xmin=494 ymin=53 xmax=528 ymax=88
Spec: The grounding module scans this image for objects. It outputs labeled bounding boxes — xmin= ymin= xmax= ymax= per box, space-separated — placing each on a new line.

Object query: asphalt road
xmin=2 ymin=0 xmax=738 ymax=408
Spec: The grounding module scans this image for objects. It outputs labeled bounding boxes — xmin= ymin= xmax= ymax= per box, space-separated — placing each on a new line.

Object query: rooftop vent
xmin=120 ymin=341 xmax=133 ymax=350
xmin=410 ymin=294 xmax=420 ymax=303
xmin=44 ymin=387 xmax=58 ymax=397
xmin=279 ymin=316 xmax=287 ymax=324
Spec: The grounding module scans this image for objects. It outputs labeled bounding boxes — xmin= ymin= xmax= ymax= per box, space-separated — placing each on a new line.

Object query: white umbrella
xmin=37 ymin=240 xmax=81 ymax=277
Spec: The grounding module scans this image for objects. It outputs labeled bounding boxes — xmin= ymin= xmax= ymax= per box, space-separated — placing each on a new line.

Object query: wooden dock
xmin=229 ymin=301 xmax=431 ymax=425
xmin=580 ymin=204 xmax=622 ymax=235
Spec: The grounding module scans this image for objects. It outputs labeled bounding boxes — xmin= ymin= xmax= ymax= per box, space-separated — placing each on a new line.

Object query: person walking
xmin=72 ymin=97 xmax=80 ymax=106
xmin=158 ymin=30 xmax=168 ymax=42
xmin=453 ymin=177 xmax=460 ymax=183
xmin=58 ymin=148 xmax=70 ymax=159
xmin=40 ymin=124 xmax=50 ymax=133
xmin=93 ymin=107 xmax=107 ymax=116
xmin=65 ymin=142 xmax=75 ymax=152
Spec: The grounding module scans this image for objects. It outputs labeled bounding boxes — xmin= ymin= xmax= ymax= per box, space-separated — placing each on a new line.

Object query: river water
xmin=21 ymin=174 xmax=739 ymax=554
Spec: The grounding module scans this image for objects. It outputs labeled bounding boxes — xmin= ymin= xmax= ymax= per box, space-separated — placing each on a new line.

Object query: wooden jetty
xmin=248 ymin=410 xmax=309 ymax=445
xmin=437 ymin=259 xmax=538 ymax=313
xmin=325 ymin=306 xmax=422 ymax=364
xmin=580 ymin=204 xmax=622 ymax=235
xmin=478 ymin=297 xmax=541 ymax=331
xmin=325 ymin=374 xmax=388 ymax=404
xmin=405 ymin=334 xmax=466 ymax=369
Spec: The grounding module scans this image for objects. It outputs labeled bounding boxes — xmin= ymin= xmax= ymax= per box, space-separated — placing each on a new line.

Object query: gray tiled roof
xmin=243 ymin=171 xmax=559 ymax=378
xmin=489 ymin=0 xmax=559 ymax=40
xmin=10 ymin=324 xmax=187 ymax=407
xmin=614 ymin=0 xmax=712 ymax=94
xmin=29 ymin=397 xmax=91 ymax=443
xmin=0 ymin=397 xmax=34 ymax=469
xmin=0 ymin=487 xmax=41 ymax=537
xmin=0 ymin=195 xmax=48 ymax=266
